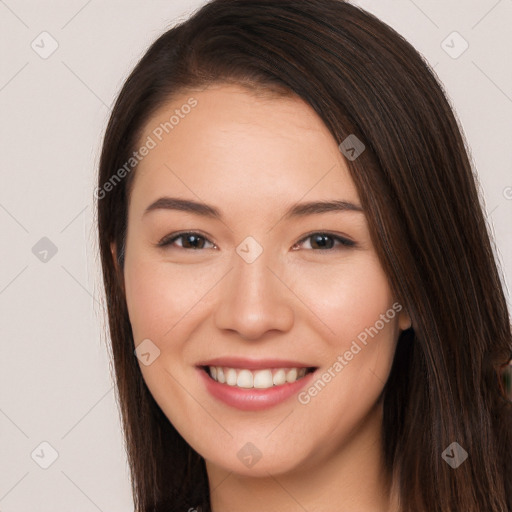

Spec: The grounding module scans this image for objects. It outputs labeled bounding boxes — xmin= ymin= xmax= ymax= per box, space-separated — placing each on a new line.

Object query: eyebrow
xmin=143 ymin=196 xmax=364 ymax=220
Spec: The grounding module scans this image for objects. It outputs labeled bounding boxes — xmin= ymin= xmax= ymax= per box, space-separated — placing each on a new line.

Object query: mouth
xmin=195 ymin=357 xmax=319 ymax=410
xmin=200 ymin=365 xmax=317 ymax=390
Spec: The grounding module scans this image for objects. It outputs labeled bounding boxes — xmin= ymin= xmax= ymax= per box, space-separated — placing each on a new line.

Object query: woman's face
xmin=119 ymin=84 xmax=410 ymax=477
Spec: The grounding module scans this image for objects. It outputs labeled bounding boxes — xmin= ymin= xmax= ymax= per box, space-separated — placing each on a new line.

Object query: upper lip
xmin=196 ymin=357 xmax=317 ymax=370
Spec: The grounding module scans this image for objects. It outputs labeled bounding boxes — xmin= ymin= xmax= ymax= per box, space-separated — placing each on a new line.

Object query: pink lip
xmin=197 ymin=366 xmax=317 ymax=411
xmin=196 ymin=356 xmax=314 ymax=370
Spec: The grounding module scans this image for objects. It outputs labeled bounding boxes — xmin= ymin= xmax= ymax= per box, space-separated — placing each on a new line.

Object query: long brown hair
xmin=96 ymin=1 xmax=512 ymax=510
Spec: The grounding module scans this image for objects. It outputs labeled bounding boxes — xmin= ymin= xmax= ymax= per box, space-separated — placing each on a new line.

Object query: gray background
xmin=1 ymin=1 xmax=511 ymax=510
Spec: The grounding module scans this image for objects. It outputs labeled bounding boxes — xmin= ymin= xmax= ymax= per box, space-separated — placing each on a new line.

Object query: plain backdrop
xmin=0 ymin=1 xmax=511 ymax=510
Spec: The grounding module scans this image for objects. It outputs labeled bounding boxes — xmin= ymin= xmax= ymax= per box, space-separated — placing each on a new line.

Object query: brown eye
xmin=158 ymin=232 xmax=216 ymax=250
xmin=292 ymin=232 xmax=355 ymax=251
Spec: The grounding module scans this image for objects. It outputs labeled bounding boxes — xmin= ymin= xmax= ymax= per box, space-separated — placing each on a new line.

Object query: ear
xmin=110 ymin=242 xmax=125 ymax=291
xmin=110 ymin=242 xmax=118 ymax=268
xmin=398 ymin=308 xmax=412 ymax=331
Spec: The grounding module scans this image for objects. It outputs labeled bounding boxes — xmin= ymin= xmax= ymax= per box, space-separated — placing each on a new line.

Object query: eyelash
xmin=156 ymin=231 xmax=356 ymax=251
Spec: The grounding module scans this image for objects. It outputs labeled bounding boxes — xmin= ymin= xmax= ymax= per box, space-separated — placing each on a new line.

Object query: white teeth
xmin=272 ymin=369 xmax=286 ymax=386
xmin=226 ymin=368 xmax=237 ymax=386
xmin=207 ymin=366 xmax=311 ymax=389
xmin=286 ymin=368 xmax=298 ymax=383
xmin=237 ymin=369 xmax=253 ymax=388
xmin=253 ymin=369 xmax=273 ymax=389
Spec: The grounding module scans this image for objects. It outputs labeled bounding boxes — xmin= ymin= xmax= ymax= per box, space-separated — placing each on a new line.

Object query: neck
xmin=206 ymin=401 xmax=400 ymax=512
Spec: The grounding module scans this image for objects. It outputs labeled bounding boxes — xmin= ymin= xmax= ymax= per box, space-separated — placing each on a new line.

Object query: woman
xmin=96 ymin=1 xmax=512 ymax=510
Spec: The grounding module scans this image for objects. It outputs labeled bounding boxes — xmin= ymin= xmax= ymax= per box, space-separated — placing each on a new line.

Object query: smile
xmin=196 ymin=359 xmax=318 ymax=411
xmin=204 ymin=366 xmax=315 ymax=389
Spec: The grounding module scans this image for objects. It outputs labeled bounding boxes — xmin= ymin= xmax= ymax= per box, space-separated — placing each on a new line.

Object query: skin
xmin=115 ymin=84 xmax=411 ymax=512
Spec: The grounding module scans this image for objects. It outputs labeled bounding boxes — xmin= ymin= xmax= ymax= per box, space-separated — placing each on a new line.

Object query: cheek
xmin=291 ymin=254 xmax=396 ymax=345
xmin=124 ymin=260 xmax=170 ymax=341
xmin=123 ymin=254 xmax=222 ymax=344
xmin=123 ymin=256 xmax=209 ymax=423
xmin=292 ymin=256 xmax=400 ymax=417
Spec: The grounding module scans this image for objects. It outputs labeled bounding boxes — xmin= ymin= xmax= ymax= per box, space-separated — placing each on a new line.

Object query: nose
xmin=213 ymin=250 xmax=295 ymax=340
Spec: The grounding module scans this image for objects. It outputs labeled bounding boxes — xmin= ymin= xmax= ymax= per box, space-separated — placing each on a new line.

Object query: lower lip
xmin=197 ymin=367 xmax=316 ymax=411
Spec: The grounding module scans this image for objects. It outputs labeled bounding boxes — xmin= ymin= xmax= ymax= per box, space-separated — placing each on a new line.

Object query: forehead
xmin=129 ymin=84 xmax=359 ymax=215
